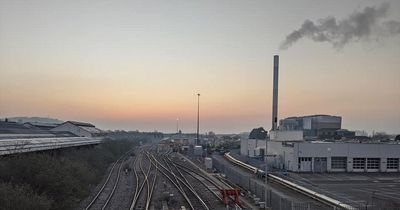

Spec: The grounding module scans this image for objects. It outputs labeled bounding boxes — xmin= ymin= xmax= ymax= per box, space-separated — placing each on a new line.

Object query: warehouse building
xmin=51 ymin=121 xmax=104 ymax=137
xmin=267 ymin=140 xmax=400 ymax=173
xmin=240 ymin=130 xmax=400 ymax=173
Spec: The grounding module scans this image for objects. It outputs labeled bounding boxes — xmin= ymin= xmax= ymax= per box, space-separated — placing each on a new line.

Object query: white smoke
xmin=280 ymin=3 xmax=400 ymax=50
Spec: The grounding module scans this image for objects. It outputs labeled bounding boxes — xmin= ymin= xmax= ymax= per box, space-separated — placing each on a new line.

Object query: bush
xmin=0 ymin=182 xmax=52 ymax=210
xmin=0 ymin=138 xmax=137 ymax=210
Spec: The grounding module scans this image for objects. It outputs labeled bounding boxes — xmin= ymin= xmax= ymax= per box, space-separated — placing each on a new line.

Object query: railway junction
xmin=80 ymin=145 xmax=249 ymax=210
xmin=80 ymin=143 xmax=382 ymax=210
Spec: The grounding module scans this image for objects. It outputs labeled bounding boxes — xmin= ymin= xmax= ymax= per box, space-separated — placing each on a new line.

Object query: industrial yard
xmin=80 ymin=145 xmax=246 ymax=210
xmin=1 ymin=1 xmax=399 ymax=209
xmin=285 ymin=173 xmax=400 ymax=208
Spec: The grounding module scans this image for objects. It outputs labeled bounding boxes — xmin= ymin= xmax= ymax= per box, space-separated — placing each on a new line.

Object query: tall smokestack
xmin=272 ymin=55 xmax=279 ymax=130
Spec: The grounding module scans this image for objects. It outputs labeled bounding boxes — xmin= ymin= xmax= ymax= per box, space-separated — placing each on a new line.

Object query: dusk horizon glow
xmin=1 ymin=0 xmax=399 ymax=134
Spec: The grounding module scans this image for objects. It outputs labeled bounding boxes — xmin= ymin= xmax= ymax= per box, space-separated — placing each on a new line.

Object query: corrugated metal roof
xmin=65 ymin=121 xmax=95 ymax=127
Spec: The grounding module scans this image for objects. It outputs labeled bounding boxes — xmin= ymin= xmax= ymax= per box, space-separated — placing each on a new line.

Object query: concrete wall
xmin=269 ymin=130 xmax=303 ymax=141
xmin=240 ymin=138 xmax=248 ymax=156
xmin=240 ymin=139 xmax=266 ymax=157
xmin=288 ymin=142 xmax=400 ymax=172
xmin=267 ymin=141 xmax=296 ymax=170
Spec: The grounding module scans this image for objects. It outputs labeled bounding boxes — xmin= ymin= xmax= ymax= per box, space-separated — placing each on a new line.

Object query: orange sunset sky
xmin=1 ymin=0 xmax=399 ymax=134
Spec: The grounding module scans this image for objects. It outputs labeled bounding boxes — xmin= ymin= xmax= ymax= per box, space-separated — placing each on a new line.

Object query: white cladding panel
xmin=205 ymin=157 xmax=212 ymax=169
xmin=194 ymin=145 xmax=202 ymax=156
xmin=303 ymin=118 xmax=312 ymax=129
xmin=265 ymin=140 xmax=400 ymax=172
xmin=270 ymin=130 xmax=303 ymax=141
xmin=267 ymin=141 xmax=296 ymax=171
xmin=240 ymin=139 xmax=248 ymax=156
xmin=297 ymin=142 xmax=400 ymax=157
xmin=240 ymin=139 xmax=265 ymax=157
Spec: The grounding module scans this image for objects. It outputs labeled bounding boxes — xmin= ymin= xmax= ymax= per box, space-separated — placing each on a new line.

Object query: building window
xmin=331 ymin=157 xmax=347 ymax=169
xmin=298 ymin=157 xmax=312 ymax=170
xmin=367 ymin=158 xmax=380 ymax=169
xmin=353 ymin=158 xmax=365 ymax=169
xmin=298 ymin=157 xmax=312 ymax=163
xmin=387 ymin=158 xmax=399 ymax=169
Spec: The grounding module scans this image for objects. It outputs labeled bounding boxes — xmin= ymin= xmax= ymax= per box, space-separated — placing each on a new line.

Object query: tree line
xmin=0 ymin=138 xmax=137 ymax=210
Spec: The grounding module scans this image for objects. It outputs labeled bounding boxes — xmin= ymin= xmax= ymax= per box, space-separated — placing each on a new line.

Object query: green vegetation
xmin=0 ymin=138 xmax=137 ymax=210
xmin=249 ymin=127 xmax=267 ymax=139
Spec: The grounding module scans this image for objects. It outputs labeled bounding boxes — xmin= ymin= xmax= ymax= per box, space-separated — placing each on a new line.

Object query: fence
xmin=212 ymin=156 xmax=400 ymax=210
xmin=213 ymin=156 xmax=332 ymax=210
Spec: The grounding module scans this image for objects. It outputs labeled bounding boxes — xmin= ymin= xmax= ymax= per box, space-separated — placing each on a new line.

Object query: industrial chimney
xmin=271 ymin=55 xmax=279 ymax=130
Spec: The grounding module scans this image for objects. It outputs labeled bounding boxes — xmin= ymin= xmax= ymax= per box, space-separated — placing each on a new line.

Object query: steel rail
xmin=146 ymin=153 xmax=195 ymax=210
xmin=100 ymin=157 xmax=125 ymax=210
xmin=145 ymin=154 xmax=158 ymax=210
xmin=173 ymin=159 xmax=243 ymax=210
xmin=129 ymin=151 xmax=153 ymax=210
xmin=156 ymin=155 xmax=209 ymax=210
xmin=84 ymin=149 xmax=133 ymax=210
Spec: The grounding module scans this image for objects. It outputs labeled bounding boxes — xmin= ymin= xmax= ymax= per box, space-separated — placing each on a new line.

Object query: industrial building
xmin=51 ymin=121 xmax=104 ymax=137
xmin=240 ymin=55 xmax=400 ymax=173
xmin=0 ymin=120 xmax=102 ymax=156
xmin=23 ymin=122 xmax=59 ymax=131
xmin=279 ymin=115 xmax=342 ymax=139
xmin=267 ymin=140 xmax=400 ymax=172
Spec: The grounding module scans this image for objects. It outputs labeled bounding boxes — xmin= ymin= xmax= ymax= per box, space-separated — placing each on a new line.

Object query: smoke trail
xmin=280 ymin=3 xmax=400 ymax=50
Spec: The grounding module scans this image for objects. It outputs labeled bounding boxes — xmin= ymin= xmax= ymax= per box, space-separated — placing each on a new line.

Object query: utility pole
xmin=197 ymin=93 xmax=200 ymax=145
xmin=176 ymin=118 xmax=179 ymax=134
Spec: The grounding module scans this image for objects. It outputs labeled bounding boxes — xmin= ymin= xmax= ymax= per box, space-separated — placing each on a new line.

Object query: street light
xmin=196 ymin=93 xmax=200 ymax=146
xmin=176 ymin=117 xmax=179 ymax=134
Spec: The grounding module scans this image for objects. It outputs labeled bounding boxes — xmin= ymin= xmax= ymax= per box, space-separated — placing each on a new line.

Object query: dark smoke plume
xmin=280 ymin=3 xmax=400 ymax=50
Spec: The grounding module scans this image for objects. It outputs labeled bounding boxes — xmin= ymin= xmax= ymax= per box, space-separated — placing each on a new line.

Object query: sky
xmin=0 ymin=0 xmax=399 ymax=134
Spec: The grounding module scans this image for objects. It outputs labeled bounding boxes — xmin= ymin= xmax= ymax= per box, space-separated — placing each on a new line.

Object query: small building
xmin=240 ymin=139 xmax=266 ymax=158
xmin=51 ymin=121 xmax=104 ymax=137
xmin=194 ymin=145 xmax=203 ymax=156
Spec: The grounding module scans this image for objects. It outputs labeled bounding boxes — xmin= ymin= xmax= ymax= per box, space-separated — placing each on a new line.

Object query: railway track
xmin=129 ymin=149 xmax=158 ymax=210
xmin=84 ymin=153 xmax=129 ymax=210
xmin=163 ymin=157 xmax=209 ymax=210
xmin=151 ymin=152 xmax=238 ymax=210
xmin=148 ymin=152 xmax=208 ymax=210
xmin=169 ymin=156 xmax=244 ymax=210
xmin=84 ymin=145 xmax=235 ymax=210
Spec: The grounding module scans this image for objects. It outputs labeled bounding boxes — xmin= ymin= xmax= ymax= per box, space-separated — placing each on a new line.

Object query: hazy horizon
xmin=1 ymin=0 xmax=399 ymax=134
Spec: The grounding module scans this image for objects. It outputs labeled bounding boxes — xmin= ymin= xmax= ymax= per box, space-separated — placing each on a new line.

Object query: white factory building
xmin=267 ymin=138 xmax=400 ymax=173
xmin=241 ymin=130 xmax=303 ymax=158
xmin=240 ymin=55 xmax=400 ymax=173
xmin=240 ymin=130 xmax=400 ymax=173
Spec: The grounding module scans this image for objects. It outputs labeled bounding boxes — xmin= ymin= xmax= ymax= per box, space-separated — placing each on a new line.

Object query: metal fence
xmin=213 ymin=156 xmax=331 ymax=210
xmin=212 ymin=156 xmax=400 ymax=210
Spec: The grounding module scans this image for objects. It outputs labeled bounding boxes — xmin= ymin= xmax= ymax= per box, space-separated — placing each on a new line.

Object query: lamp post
xmin=196 ymin=93 xmax=200 ymax=145
xmin=176 ymin=118 xmax=179 ymax=134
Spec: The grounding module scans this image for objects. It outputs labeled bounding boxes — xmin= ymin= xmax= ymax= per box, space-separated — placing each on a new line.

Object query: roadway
xmin=285 ymin=172 xmax=400 ymax=206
